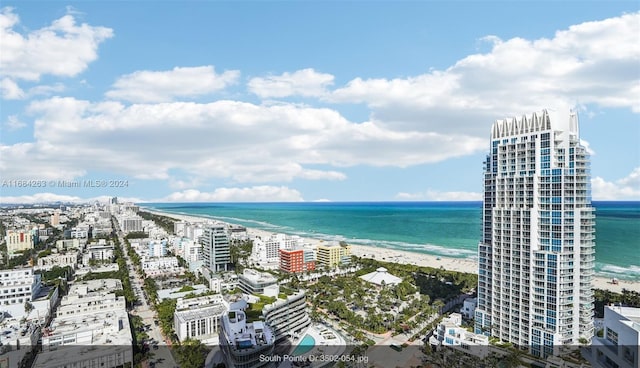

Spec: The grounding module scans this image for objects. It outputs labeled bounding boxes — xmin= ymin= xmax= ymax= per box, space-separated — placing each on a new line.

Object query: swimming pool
xmin=291 ymin=334 xmax=316 ymax=356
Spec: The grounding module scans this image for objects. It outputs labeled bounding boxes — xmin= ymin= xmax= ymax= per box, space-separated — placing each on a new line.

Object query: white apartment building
xmin=142 ymin=256 xmax=179 ymax=270
xmin=262 ymin=291 xmax=310 ymax=342
xmin=35 ymin=281 xmax=133 ymax=368
xmin=148 ymin=239 xmax=166 ymax=258
xmin=587 ymin=306 xmax=639 ymax=368
xmin=431 ymin=313 xmax=490 ymax=359
xmin=120 ymin=216 xmax=143 ymax=233
xmin=36 ymin=251 xmax=79 ymax=271
xmin=179 ymin=238 xmax=202 ymax=264
xmin=200 ymin=224 xmax=231 ymax=272
xmin=69 ymin=226 xmax=89 ymax=238
xmin=238 ymin=269 xmax=279 ymax=297
xmin=475 ymin=110 xmax=595 ymax=358
xmin=83 ymin=240 xmax=115 ymax=265
xmin=251 ymin=233 xmax=304 ymax=265
xmin=0 ymin=268 xmax=41 ymax=306
xmin=174 ymin=294 xmax=228 ymax=343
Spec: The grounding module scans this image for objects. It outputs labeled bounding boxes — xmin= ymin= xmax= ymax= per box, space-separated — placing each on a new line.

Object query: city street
xmin=118 ymin=230 xmax=178 ymax=368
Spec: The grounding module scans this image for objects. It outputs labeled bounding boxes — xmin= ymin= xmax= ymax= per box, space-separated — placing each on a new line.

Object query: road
xmin=117 ymin=229 xmax=178 ymax=368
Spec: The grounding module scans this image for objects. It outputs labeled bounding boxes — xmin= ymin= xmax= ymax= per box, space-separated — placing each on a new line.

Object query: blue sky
xmin=1 ymin=1 xmax=639 ymax=203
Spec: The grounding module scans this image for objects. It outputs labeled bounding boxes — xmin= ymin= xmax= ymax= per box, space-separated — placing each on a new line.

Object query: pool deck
xmin=284 ymin=323 xmax=347 ymax=368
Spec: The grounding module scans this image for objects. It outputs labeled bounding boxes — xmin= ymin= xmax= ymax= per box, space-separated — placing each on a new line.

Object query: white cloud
xmin=0 ymin=97 xmax=483 ymax=183
xmin=160 ymin=186 xmax=304 ymax=202
xmin=4 ymin=115 xmax=26 ymax=130
xmin=0 ymin=77 xmax=24 ymax=99
xmin=592 ymin=167 xmax=640 ymax=200
xmin=396 ymin=189 xmax=482 ymax=201
xmin=0 ymin=7 xmax=113 ymax=81
xmin=106 ymin=66 xmax=240 ymax=103
xmin=330 ymin=12 xmax=640 ymax=135
xmin=0 ymin=79 xmax=65 ymax=100
xmin=248 ymin=68 xmax=334 ymax=98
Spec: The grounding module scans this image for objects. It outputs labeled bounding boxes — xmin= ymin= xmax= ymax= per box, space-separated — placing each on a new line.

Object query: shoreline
xmin=142 ymin=207 xmax=640 ymax=293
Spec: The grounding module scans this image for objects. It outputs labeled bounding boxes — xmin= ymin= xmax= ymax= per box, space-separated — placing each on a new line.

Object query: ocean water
xmin=146 ymin=201 xmax=640 ymax=281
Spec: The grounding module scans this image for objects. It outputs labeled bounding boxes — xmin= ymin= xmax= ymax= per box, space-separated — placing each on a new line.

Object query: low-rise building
xmin=36 ymin=251 xmax=79 ymax=271
xmin=82 ymin=240 xmax=115 ymax=265
xmin=0 ymin=267 xmax=41 ymax=306
xmin=56 ymin=238 xmax=81 ymax=251
xmin=33 ymin=279 xmax=133 ymax=368
xmin=586 ymin=306 xmax=639 ymax=368
xmin=359 ymin=267 xmax=401 ymax=287
xmin=238 ymin=269 xmax=278 ymax=297
xmin=430 ymin=313 xmax=490 ymax=359
xmin=174 ymin=294 xmax=228 ymax=343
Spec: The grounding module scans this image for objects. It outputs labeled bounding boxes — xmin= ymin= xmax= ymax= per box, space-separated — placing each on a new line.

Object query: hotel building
xmin=279 ymin=248 xmax=316 ymax=273
xmin=316 ymin=242 xmax=351 ymax=268
xmin=200 ymin=224 xmax=231 ymax=272
xmin=475 ymin=110 xmax=595 ymax=358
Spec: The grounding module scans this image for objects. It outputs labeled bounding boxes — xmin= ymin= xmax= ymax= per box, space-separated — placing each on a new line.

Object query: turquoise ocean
xmin=145 ymin=201 xmax=640 ymax=281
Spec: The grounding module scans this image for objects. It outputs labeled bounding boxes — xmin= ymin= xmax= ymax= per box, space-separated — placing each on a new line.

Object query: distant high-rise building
xmin=50 ymin=210 xmax=60 ymax=226
xmin=475 ymin=110 xmax=595 ymax=358
xmin=199 ymin=224 xmax=231 ymax=272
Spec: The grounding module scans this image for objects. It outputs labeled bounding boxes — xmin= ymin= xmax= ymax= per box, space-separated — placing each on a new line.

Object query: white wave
xmin=600 ymin=264 xmax=640 ymax=275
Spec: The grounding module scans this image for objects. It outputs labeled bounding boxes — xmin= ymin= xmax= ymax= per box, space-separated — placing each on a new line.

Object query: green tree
xmin=175 ymin=339 xmax=210 ymax=368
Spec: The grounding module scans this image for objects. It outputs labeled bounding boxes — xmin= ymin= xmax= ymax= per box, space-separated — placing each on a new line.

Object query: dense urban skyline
xmin=1 ymin=2 xmax=639 ymax=203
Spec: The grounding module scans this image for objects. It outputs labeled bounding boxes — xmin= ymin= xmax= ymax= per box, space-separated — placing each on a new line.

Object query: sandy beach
xmin=146 ymin=208 xmax=640 ymax=293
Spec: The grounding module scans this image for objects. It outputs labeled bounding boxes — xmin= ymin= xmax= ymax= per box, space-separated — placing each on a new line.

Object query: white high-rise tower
xmin=475 ymin=109 xmax=595 ymax=358
xmin=200 ymin=224 xmax=231 ymax=272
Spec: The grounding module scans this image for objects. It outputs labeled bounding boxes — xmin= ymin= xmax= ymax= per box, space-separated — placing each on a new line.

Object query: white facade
xmin=69 ymin=226 xmax=89 ymax=238
xmin=200 ymin=224 xmax=231 ymax=272
xmin=181 ymin=239 xmax=201 ymax=263
xmin=174 ymin=294 xmax=228 ymax=343
xmin=431 ymin=313 xmax=490 ymax=359
xmin=83 ymin=241 xmax=115 ymax=264
xmin=33 ymin=279 xmax=132 ymax=368
xmin=142 ymin=256 xmax=179 ymax=270
xmin=121 ymin=216 xmax=143 ymax=233
xmin=587 ymin=306 xmax=640 ymax=368
xmin=262 ymin=291 xmax=310 ymax=341
xmin=475 ymin=110 xmax=595 ymax=358
xmin=0 ymin=268 xmax=41 ymax=306
xmin=148 ymin=239 xmax=166 ymax=258
xmin=461 ymin=298 xmax=477 ymax=320
xmin=36 ymin=251 xmax=79 ymax=270
xmin=219 ymin=309 xmax=275 ymax=368
xmin=251 ymin=233 xmax=304 ymax=265
xmin=238 ymin=269 xmax=278 ymax=296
